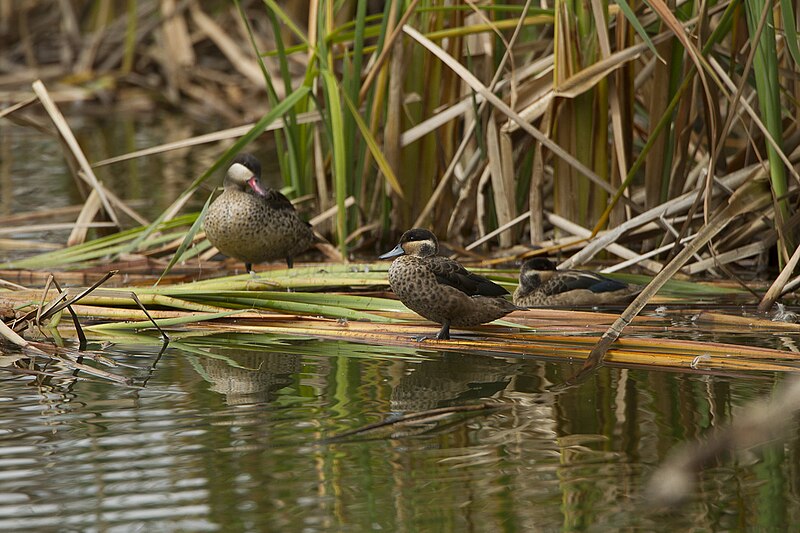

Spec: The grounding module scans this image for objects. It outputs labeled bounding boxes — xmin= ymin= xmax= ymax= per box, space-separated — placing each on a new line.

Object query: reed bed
xmin=1 ymin=0 xmax=797 ymax=264
xmin=13 ymin=303 xmax=800 ymax=376
xmin=2 ymin=263 xmax=794 ymax=379
xmin=2 ymin=1 xmax=800 ymax=377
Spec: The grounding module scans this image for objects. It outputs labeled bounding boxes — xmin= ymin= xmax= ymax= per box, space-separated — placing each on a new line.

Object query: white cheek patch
xmin=227 ymin=162 xmax=254 ymax=183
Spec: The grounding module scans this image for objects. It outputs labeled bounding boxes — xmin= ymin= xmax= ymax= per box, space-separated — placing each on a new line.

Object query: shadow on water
xmin=0 ymin=330 xmax=797 ymax=531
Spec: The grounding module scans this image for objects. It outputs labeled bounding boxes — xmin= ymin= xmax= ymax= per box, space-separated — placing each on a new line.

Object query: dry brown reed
xmin=0 ymin=1 xmax=796 ymax=277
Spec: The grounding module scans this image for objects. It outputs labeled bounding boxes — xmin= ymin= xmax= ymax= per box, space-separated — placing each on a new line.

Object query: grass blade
xmin=156 ymin=188 xmax=215 ymax=285
xmin=320 ymin=70 xmax=349 ymax=257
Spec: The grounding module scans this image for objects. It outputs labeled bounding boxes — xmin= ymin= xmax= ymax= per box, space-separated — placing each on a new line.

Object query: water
xmin=0 ymin=333 xmax=797 ymax=531
xmin=2 ymin=112 xmax=800 ymax=530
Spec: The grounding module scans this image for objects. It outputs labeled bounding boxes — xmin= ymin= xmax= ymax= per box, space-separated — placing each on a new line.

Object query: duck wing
xmin=261 ymin=189 xmax=297 ymax=211
xmin=429 ymin=256 xmax=509 ymax=297
xmin=262 ymin=189 xmax=317 ymax=235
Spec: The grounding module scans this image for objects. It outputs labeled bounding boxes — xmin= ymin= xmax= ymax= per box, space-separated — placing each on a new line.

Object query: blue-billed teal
xmin=380 ymin=228 xmax=519 ymax=340
xmin=204 ymin=153 xmax=315 ymax=272
xmin=513 ymin=257 xmax=642 ymax=307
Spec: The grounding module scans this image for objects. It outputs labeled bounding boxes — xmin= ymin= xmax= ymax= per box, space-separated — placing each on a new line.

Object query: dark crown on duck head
xmin=521 ymin=257 xmax=557 ymax=273
xmin=224 ymin=153 xmax=265 ymax=194
xmin=519 ymin=257 xmax=557 ymax=288
xmin=399 ymin=228 xmax=438 ymax=257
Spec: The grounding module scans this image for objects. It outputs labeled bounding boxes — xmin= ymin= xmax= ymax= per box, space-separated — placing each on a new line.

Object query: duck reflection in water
xmin=391 ymin=352 xmax=520 ymax=412
xmin=196 ymin=349 xmax=302 ymax=406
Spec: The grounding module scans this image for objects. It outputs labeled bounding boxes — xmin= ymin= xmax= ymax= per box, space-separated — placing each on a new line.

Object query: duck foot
xmin=245 ymin=262 xmax=258 ymax=278
xmin=413 ymin=334 xmax=456 ymax=342
xmin=412 ymin=323 xmax=451 ymax=342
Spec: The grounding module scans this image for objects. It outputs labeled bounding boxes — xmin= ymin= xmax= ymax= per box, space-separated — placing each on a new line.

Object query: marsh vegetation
xmin=1 ymin=0 xmax=800 ymax=526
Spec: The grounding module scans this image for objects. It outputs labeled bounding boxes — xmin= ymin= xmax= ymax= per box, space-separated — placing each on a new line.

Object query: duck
xmin=380 ymin=228 xmax=519 ymax=340
xmin=513 ymin=257 xmax=642 ymax=307
xmin=204 ymin=153 xmax=316 ymax=272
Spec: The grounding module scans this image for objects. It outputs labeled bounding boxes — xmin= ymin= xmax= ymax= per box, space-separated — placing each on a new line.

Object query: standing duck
xmin=380 ymin=228 xmax=519 ymax=340
xmin=513 ymin=257 xmax=642 ymax=307
xmin=204 ymin=153 xmax=316 ymax=272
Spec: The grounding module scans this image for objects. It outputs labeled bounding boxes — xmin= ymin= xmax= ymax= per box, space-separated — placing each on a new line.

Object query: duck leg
xmin=435 ymin=320 xmax=451 ymax=340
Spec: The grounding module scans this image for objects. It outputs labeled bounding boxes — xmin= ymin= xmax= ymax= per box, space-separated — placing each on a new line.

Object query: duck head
xmin=224 ymin=153 xmax=267 ymax=196
xmin=380 ymin=228 xmax=439 ymax=259
xmin=518 ymin=257 xmax=557 ymax=288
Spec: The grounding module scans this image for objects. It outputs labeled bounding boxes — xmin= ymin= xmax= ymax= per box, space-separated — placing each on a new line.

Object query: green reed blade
xmin=186 ymin=295 xmax=405 ymax=323
xmin=86 ymin=310 xmax=246 ymax=331
xmin=173 ymin=290 xmax=409 ymax=313
xmin=320 ymin=70 xmax=349 ymax=257
xmin=156 ymin=188 xmax=215 ymax=285
xmin=342 ymin=90 xmax=404 ymax=198
xmin=615 ymin=0 xmax=663 ymax=61
xmin=779 ymin=0 xmax=800 ymax=67
xmin=746 ymin=0 xmax=792 ymax=256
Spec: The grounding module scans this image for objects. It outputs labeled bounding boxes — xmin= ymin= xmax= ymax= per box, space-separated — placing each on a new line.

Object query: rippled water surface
xmin=0 ymin=334 xmax=797 ymax=532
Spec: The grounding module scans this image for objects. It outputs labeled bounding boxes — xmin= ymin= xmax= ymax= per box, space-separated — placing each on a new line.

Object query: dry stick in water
xmin=0 ymin=95 xmax=38 ymax=119
xmin=49 ymin=275 xmax=89 ymax=348
xmin=68 ymin=188 xmax=103 ymax=246
xmin=324 ymin=403 xmax=508 ymax=442
xmin=0 ymin=318 xmax=42 ymax=352
xmin=757 ymin=242 xmax=800 ymax=313
xmin=12 ymin=271 xmax=168 ymax=342
xmin=572 ymin=177 xmax=772 ymax=381
xmin=34 ymin=275 xmax=60 ymax=331
xmin=30 ymin=271 xmax=120 ymax=325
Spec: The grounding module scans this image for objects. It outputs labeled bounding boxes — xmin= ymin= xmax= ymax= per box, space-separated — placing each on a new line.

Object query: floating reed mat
xmin=61 ymin=318 xmax=800 ymax=374
xmin=0 ymin=264 xmax=787 ymax=376
xmin=3 ymin=284 xmax=798 ymax=374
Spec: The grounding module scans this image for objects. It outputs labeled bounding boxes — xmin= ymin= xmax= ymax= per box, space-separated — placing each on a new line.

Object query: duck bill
xmin=247 ymin=177 xmax=267 ymax=196
xmin=379 ymin=244 xmax=405 ymax=259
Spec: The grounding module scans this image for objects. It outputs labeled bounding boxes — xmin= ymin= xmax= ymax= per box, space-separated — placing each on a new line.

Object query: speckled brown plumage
xmin=380 ymin=228 xmax=519 ymax=340
xmin=204 ymin=153 xmax=315 ymax=271
xmin=513 ymin=257 xmax=642 ymax=307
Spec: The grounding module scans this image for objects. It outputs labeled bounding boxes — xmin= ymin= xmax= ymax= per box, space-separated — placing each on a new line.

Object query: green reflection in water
xmin=0 ymin=334 xmax=795 ymax=530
